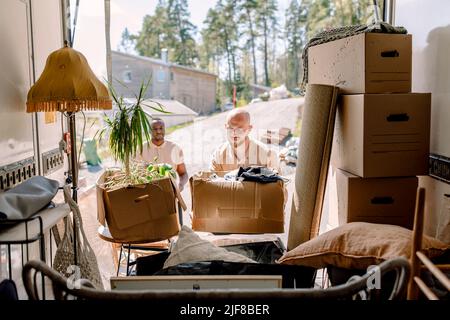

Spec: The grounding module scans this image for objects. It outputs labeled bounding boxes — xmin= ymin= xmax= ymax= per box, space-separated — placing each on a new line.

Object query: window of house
xmin=122 ymin=70 xmax=132 ymax=83
xmin=170 ymin=72 xmax=174 ymax=81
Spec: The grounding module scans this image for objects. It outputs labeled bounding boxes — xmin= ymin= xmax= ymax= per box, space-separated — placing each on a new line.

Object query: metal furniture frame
xmin=0 ymin=203 xmax=71 ymax=298
xmin=22 ymin=257 xmax=410 ymax=300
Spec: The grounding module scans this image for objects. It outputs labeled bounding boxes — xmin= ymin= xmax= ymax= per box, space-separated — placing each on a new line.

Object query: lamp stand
xmin=68 ymin=111 xmax=78 ymax=265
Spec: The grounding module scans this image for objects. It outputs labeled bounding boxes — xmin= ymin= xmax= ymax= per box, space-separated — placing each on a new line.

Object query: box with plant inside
xmin=95 ymin=80 xmax=186 ymax=243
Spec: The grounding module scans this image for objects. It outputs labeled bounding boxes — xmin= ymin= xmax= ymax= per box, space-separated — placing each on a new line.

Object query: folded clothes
xmin=237 ymin=166 xmax=284 ymax=184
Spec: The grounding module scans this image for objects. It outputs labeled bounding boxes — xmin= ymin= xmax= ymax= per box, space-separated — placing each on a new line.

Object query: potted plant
xmin=96 ymin=80 xmax=185 ymax=243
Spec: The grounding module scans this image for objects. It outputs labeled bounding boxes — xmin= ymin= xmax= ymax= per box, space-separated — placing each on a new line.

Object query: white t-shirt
xmin=210 ymin=137 xmax=279 ymax=172
xmin=136 ymin=140 xmax=184 ymax=168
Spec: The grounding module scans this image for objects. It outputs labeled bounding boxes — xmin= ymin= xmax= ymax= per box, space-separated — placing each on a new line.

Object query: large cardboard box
xmin=97 ymin=171 xmax=185 ymax=243
xmin=190 ymin=172 xmax=285 ymax=234
xmin=333 ymin=93 xmax=431 ymax=178
xmin=336 ymin=169 xmax=418 ymax=229
xmin=308 ymin=33 xmax=412 ymax=94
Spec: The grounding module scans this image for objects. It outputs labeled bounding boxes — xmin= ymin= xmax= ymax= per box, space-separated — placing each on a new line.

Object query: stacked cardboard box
xmin=309 ymin=33 xmax=431 ymax=229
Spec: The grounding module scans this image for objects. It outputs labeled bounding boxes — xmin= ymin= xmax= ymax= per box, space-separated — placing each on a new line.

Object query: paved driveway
xmin=168 ymin=98 xmax=304 ymax=243
xmin=168 ymin=98 xmax=304 ymax=175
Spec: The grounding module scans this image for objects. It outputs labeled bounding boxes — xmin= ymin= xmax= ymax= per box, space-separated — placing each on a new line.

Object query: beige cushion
xmin=163 ymin=226 xmax=255 ymax=269
xmin=279 ymin=222 xmax=449 ymax=269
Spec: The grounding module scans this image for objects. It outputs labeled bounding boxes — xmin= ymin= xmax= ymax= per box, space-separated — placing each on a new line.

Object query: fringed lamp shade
xmin=26 ymin=43 xmax=112 ymax=112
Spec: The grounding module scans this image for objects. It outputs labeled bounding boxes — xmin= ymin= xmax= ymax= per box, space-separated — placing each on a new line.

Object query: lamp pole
xmin=62 ymin=0 xmax=79 ymax=265
xmin=68 ymin=112 xmax=78 ymax=265
xmin=68 ymin=113 xmax=78 ymax=203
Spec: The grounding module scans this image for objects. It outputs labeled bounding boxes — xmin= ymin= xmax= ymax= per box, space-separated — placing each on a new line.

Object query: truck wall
xmin=0 ymin=0 xmax=65 ymax=297
xmin=396 ymin=0 xmax=450 ymax=242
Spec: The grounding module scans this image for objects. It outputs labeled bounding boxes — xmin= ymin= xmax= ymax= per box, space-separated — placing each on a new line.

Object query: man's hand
xmin=177 ymin=163 xmax=188 ymax=192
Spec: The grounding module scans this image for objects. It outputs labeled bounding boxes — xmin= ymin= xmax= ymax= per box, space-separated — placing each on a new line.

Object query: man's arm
xmin=176 ymin=163 xmax=188 ymax=191
xmin=268 ymin=148 xmax=281 ymax=174
xmin=210 ymin=147 xmax=225 ymax=172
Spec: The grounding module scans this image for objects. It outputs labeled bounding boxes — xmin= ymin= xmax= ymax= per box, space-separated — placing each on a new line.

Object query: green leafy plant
xmin=97 ymin=78 xmax=168 ymax=178
xmin=102 ymin=163 xmax=175 ymax=190
xmin=146 ymin=163 xmax=176 ymax=180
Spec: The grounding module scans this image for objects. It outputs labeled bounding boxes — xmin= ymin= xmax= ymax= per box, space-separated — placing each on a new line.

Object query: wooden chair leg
xmin=407 ymin=188 xmax=426 ymax=300
xmin=110 ymin=243 xmax=120 ymax=276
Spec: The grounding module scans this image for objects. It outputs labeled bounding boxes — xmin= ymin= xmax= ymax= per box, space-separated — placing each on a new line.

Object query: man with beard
xmin=210 ymin=109 xmax=279 ymax=172
xmin=137 ymin=118 xmax=188 ymax=191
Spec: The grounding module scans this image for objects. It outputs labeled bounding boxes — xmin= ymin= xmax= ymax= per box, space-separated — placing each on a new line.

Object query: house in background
xmin=142 ymin=99 xmax=198 ymax=128
xmin=112 ymin=50 xmax=217 ymax=115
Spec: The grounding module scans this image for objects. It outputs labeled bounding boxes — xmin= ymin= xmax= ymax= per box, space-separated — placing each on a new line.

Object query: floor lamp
xmin=26 ymin=41 xmax=112 ymax=264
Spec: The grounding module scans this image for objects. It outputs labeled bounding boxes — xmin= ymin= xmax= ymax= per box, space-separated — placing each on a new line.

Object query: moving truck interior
xmin=0 ymin=0 xmax=448 ymax=310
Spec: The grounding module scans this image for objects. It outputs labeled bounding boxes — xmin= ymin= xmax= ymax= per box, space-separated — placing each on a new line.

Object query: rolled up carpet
xmin=288 ymin=84 xmax=338 ymax=250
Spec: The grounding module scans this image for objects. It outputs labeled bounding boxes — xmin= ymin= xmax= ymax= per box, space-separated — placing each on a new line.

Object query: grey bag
xmin=53 ymin=185 xmax=104 ymax=289
xmin=0 ymin=176 xmax=59 ymax=220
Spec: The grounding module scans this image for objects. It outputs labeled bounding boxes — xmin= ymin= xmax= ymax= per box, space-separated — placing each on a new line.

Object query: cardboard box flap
xmin=96 ymin=171 xmax=107 ymax=226
xmin=169 ymin=176 xmax=187 ymax=211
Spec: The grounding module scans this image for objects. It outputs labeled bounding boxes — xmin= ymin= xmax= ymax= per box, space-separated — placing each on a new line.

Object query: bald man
xmin=136 ymin=118 xmax=188 ymax=191
xmin=210 ymin=109 xmax=279 ymax=172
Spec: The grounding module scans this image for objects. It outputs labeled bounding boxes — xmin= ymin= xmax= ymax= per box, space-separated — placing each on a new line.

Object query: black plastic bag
xmin=135 ymin=240 xmax=316 ymax=288
xmin=154 ymin=260 xmax=315 ymax=288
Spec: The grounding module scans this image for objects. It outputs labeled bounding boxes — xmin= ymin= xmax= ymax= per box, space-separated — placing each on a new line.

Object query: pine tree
xmin=255 ymin=0 xmax=278 ymax=87
xmin=167 ymin=0 xmax=198 ymax=66
xmin=285 ymin=0 xmax=308 ymax=89
xmin=200 ymin=10 xmax=224 ymax=74
xmin=134 ymin=1 xmax=171 ymax=59
xmin=117 ymin=27 xmax=135 ymax=53
xmin=202 ymin=0 xmax=239 ymax=96
xmin=238 ymin=0 xmax=259 ymax=84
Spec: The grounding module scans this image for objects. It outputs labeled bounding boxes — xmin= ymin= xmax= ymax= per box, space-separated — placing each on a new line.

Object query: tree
xmin=285 ymin=0 xmax=309 ymax=89
xmin=117 ymin=27 xmax=135 ymax=53
xmin=202 ymin=0 xmax=239 ymax=95
xmin=305 ymin=0 xmax=379 ymax=40
xmin=134 ymin=1 xmax=171 ymax=59
xmin=238 ymin=0 xmax=259 ymax=84
xmin=167 ymin=0 xmax=198 ymax=66
xmin=255 ymin=0 xmax=278 ymax=87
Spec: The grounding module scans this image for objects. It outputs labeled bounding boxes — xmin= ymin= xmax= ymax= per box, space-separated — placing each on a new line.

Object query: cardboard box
xmin=190 ymin=172 xmax=285 ymax=234
xmin=333 ymin=93 xmax=431 ymax=177
xmin=260 ymin=127 xmax=292 ymax=145
xmin=308 ymin=33 xmax=412 ymax=94
xmin=336 ymin=169 xmax=418 ymax=229
xmin=97 ymin=171 xmax=184 ymax=243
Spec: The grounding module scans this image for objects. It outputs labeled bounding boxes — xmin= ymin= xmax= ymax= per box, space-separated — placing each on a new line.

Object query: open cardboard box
xmin=190 ymin=171 xmax=286 ymax=234
xmin=96 ymin=170 xmax=186 ymax=243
